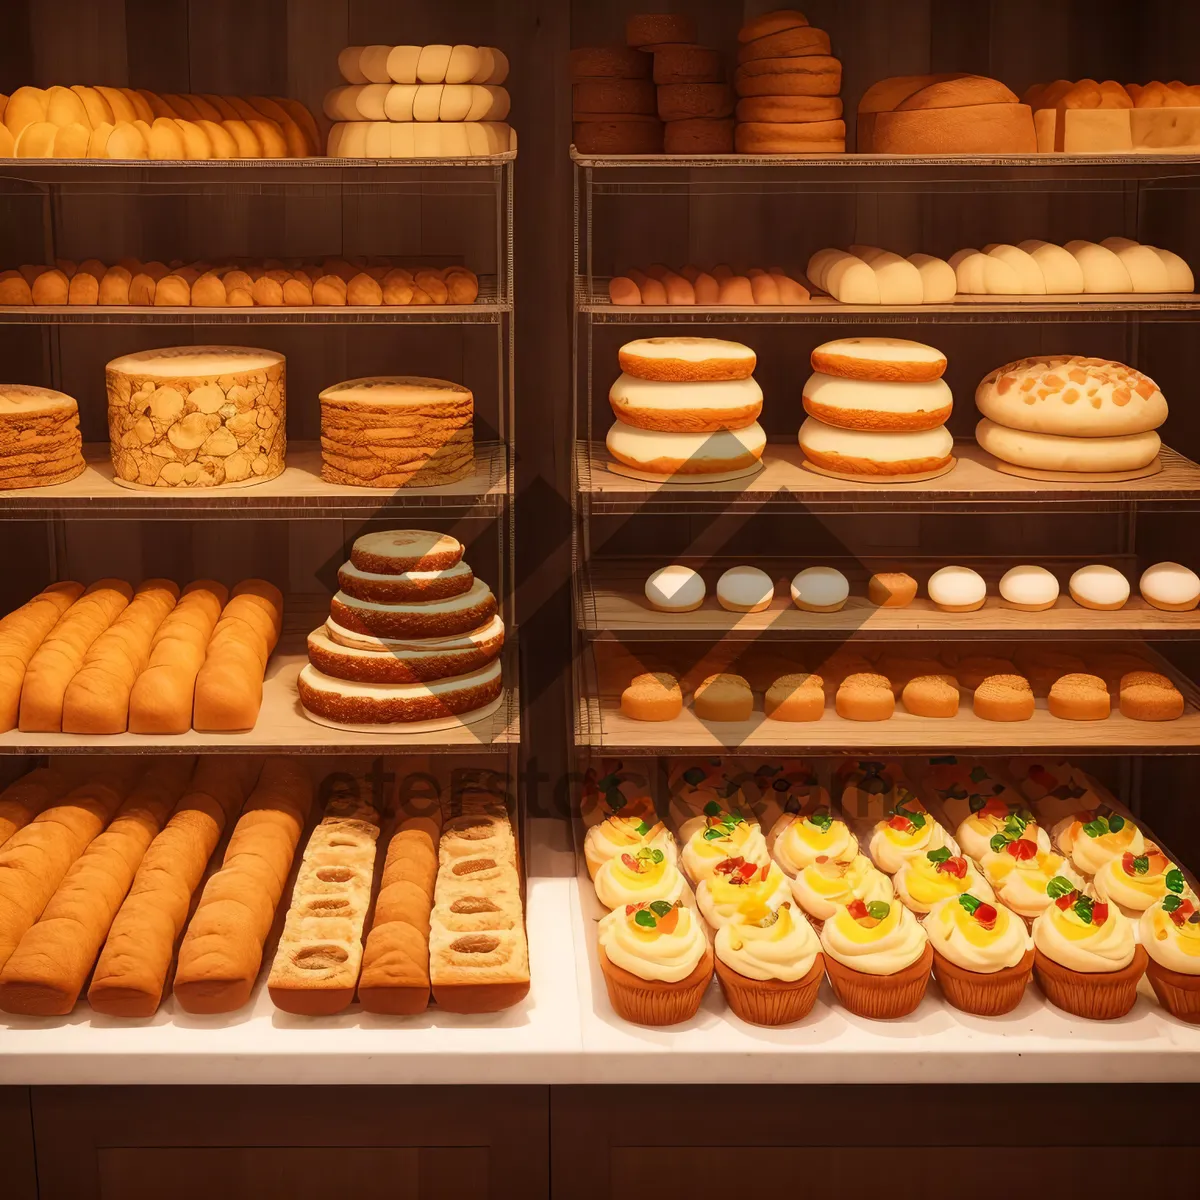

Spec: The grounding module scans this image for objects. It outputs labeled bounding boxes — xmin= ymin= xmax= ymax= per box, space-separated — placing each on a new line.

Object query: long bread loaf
xmin=0 ymin=757 xmax=194 ymax=1015
xmin=173 ymin=758 xmax=314 ymax=1013
xmin=0 ymin=762 xmax=79 ymax=849
xmin=19 ymin=579 xmax=134 ymax=732
xmin=0 ymin=583 xmax=85 ymax=731
xmin=61 ymin=579 xmax=179 ymax=734
xmin=87 ymin=755 xmax=262 ymax=1017
xmin=127 ymin=580 xmax=228 ymax=734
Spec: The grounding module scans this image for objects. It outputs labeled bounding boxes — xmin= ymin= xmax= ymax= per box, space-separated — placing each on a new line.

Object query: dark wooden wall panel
xmin=0 ymin=1087 xmax=38 ymax=1200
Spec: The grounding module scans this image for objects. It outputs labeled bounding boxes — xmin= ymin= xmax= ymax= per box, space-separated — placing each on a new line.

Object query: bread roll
xmin=346 ymin=272 xmax=384 ymax=305
xmin=106 ymin=121 xmax=148 ymax=159
xmin=86 ymin=122 xmax=113 ymax=157
xmin=313 ymin=274 xmax=348 ymax=305
xmin=31 ymin=268 xmax=68 ymax=305
xmin=0 ymin=272 xmax=34 ymax=304
xmin=94 ymin=87 xmax=136 ymax=124
xmin=244 ymin=96 xmax=308 ymax=156
xmin=282 ymin=277 xmax=312 ymax=306
xmin=15 ymin=121 xmax=58 ymax=158
xmin=0 ymin=583 xmax=84 ymax=731
xmin=0 ymin=763 xmax=78 ymax=851
xmin=4 ymin=87 xmax=48 ymax=138
xmin=174 ymin=118 xmax=212 ymax=159
xmin=97 ymin=265 xmax=131 ymax=304
xmin=53 ymin=122 xmax=91 ymax=158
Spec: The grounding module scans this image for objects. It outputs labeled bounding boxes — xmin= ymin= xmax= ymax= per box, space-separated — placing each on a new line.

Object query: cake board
xmin=300 ymin=694 xmax=504 ymax=736
xmin=991 ymin=457 xmax=1162 ymax=483
xmin=800 ymin=457 xmax=957 ymax=485
xmin=605 ymin=459 xmax=765 ymax=485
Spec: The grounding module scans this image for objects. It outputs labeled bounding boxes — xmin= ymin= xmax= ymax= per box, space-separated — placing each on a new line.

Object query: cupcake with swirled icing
xmin=979 ymin=839 xmax=1084 ymax=922
xmin=680 ymin=801 xmax=769 ymax=884
xmin=1093 ymin=847 xmax=1181 ymax=918
xmin=1032 ymin=877 xmax=1147 ymax=1019
xmin=820 ymin=897 xmax=932 ymax=1019
xmin=579 ymin=762 xmax=655 ymax=828
xmin=598 ymin=900 xmax=713 ymax=1026
xmin=868 ymin=796 xmax=958 ymax=875
xmin=927 ymin=892 xmax=1034 ymax=1015
xmin=920 ymin=756 xmax=1022 ymax=826
xmin=714 ymin=901 xmax=824 ymax=1026
xmin=790 ymin=853 xmax=894 ymax=926
xmin=768 ymin=807 xmax=858 ymax=876
xmin=1139 ymin=884 xmax=1200 ymax=1024
xmin=1053 ymin=809 xmax=1144 ymax=877
xmin=593 ymin=845 xmax=685 ymax=910
xmin=584 ymin=813 xmax=677 ymax=880
xmin=954 ymin=796 xmax=1050 ymax=864
xmin=697 ymin=858 xmax=791 ymax=929
xmin=893 ymin=847 xmax=995 ymax=915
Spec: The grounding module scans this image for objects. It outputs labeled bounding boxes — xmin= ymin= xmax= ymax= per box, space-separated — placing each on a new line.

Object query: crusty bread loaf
xmin=127 ymin=580 xmax=228 ymax=734
xmin=19 ymin=579 xmax=134 ymax=732
xmin=856 ymin=74 xmax=968 ymax=150
xmin=0 ymin=763 xmax=79 ymax=849
xmin=61 ymin=579 xmax=179 ymax=734
xmin=0 ymin=758 xmax=194 ymax=1015
xmin=0 ymin=583 xmax=84 ymax=731
xmin=87 ymin=756 xmax=262 ymax=1017
xmin=895 ymin=76 xmax=1019 ymax=110
xmin=173 ymin=758 xmax=313 ymax=1014
xmin=873 ymin=102 xmax=1036 ymax=154
xmin=192 ymin=580 xmax=283 ymax=732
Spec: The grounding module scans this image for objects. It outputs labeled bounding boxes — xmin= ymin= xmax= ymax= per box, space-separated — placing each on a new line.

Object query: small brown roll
xmin=346 ymin=272 xmax=383 ymax=305
xmin=973 ymin=675 xmax=1035 ymax=722
xmin=127 ymin=272 xmax=155 ymax=305
xmin=313 ymin=274 xmax=348 ymax=305
xmin=282 ymin=278 xmax=312 ymax=306
xmin=190 ymin=272 xmax=226 ymax=306
xmin=31 ymin=269 xmax=69 ymax=305
xmin=693 ymin=272 xmax=720 ymax=303
xmin=67 ymin=272 xmax=99 ymax=305
xmin=383 ymin=278 xmax=414 ymax=305
xmin=639 ymin=277 xmax=667 ymax=303
xmin=0 ymin=273 xmax=34 ymax=304
xmin=414 ymin=270 xmax=448 ymax=304
xmin=717 ymin=275 xmax=754 ymax=304
xmin=226 ymin=286 xmax=253 ymax=306
xmin=750 ymin=273 xmax=780 ymax=304
xmin=444 ymin=269 xmax=479 ymax=304
xmin=222 ymin=269 xmax=253 ymax=295
xmin=141 ymin=261 xmax=169 ymax=281
xmin=609 ymin=277 xmax=641 ymax=305
xmin=251 ymin=276 xmax=284 ymax=306
xmin=409 ymin=285 xmax=433 ymax=304
xmin=153 ymin=274 xmax=191 ymax=306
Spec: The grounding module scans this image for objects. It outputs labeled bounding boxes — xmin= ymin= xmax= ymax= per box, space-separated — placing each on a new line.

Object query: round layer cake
xmin=607 ymin=421 xmax=766 ymax=475
xmin=810 ymin=337 xmax=947 ymax=383
xmin=337 ymin=558 xmax=474 ymax=603
xmin=349 ymin=529 xmax=464 ymax=574
xmin=330 ymin=577 xmax=496 ymax=639
xmin=617 ymin=336 xmax=757 ymax=382
xmin=801 ymin=373 xmax=953 ymax=431
xmin=0 ymin=384 xmax=85 ymax=489
xmin=608 ymin=373 xmax=763 ymax=432
xmin=798 ymin=416 xmax=953 ymax=475
xmin=975 ymin=418 xmax=1161 ymax=474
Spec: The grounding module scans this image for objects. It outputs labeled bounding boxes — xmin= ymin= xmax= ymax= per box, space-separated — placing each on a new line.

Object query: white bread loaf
xmin=850 ymin=247 xmax=924 ymax=304
xmin=983 ymin=244 xmax=1046 ymax=293
xmin=1065 ymin=240 xmax=1134 ymax=292
xmin=825 ymin=252 xmax=879 ymax=303
xmin=949 ymin=249 xmax=1020 ymax=295
xmin=907 ymin=253 xmax=957 ymax=302
xmin=1103 ymin=241 xmax=1170 ymax=291
xmin=1017 ymin=240 xmax=1085 ymax=293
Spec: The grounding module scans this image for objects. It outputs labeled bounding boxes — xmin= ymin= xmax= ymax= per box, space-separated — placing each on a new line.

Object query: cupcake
xmin=1140 ymin=887 xmax=1200 ymax=1023
xmin=768 ymin=808 xmax=858 ymax=875
xmin=927 ymin=893 xmax=1034 ymax=1015
xmin=893 ymin=847 xmax=996 ymax=915
xmin=598 ymin=900 xmax=713 ymax=1026
xmin=697 ymin=858 xmax=791 ymax=928
xmin=584 ymin=813 xmax=677 ymax=880
xmin=580 ymin=762 xmax=655 ymax=827
xmin=867 ymin=796 xmax=958 ymax=875
xmin=821 ymin=898 xmax=932 ymax=1019
xmin=1093 ymin=847 xmax=1181 ymax=917
xmin=980 ymin=840 xmax=1084 ymax=923
xmin=1010 ymin=757 xmax=1103 ymax=822
xmin=714 ymin=901 xmax=825 ymax=1026
xmin=1053 ymin=809 xmax=1144 ymax=877
xmin=1032 ymin=878 xmax=1147 ymax=1019
xmin=593 ymin=845 xmax=685 ymax=910
xmin=954 ymin=797 xmax=1050 ymax=864
xmin=680 ymin=802 xmax=769 ymax=884
xmin=789 ymin=853 xmax=894 ymax=928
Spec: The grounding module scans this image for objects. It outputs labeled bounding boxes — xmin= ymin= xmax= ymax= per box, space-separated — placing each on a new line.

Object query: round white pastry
xmin=717 ymin=566 xmax=775 ymax=613
xmin=645 ymin=565 xmax=706 ymax=612
xmin=801 ymin=373 xmax=953 ymax=432
xmin=975 ymin=418 xmax=1161 ymax=474
xmin=798 ymin=417 xmax=953 ymax=476
xmin=809 ymin=337 xmax=947 ymax=383
xmin=1139 ymin=561 xmax=1200 ymax=612
xmin=789 ymin=566 xmax=849 ymax=612
xmin=618 ymin=337 xmax=757 ymax=382
xmin=927 ymin=565 xmax=987 ymax=612
xmin=999 ymin=564 xmax=1060 ymax=611
xmin=608 ymin=373 xmax=763 ymax=433
xmin=1069 ymin=564 xmax=1130 ymax=611
xmin=607 ymin=421 xmax=766 ymax=476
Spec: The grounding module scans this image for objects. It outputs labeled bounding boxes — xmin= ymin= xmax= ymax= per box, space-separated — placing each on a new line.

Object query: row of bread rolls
xmin=609 ymin=263 xmax=810 ymax=305
xmin=807 ymin=246 xmax=956 ymax=304
xmin=338 ymin=45 xmax=509 ymax=87
xmin=0 ymin=259 xmax=479 ymax=307
xmin=323 ymin=83 xmax=509 ymax=123
xmin=326 ymin=119 xmax=514 ymax=157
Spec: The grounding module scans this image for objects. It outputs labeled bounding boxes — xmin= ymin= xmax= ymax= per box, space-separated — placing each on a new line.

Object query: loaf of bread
xmin=0 ymin=583 xmax=84 ymax=731
xmin=87 ymin=756 xmax=262 ymax=1017
xmin=61 ymin=579 xmax=179 ymax=734
xmin=127 ymin=580 xmax=228 ymax=734
xmin=172 ymin=758 xmax=313 ymax=1013
xmin=0 ymin=758 xmax=194 ymax=1015
xmin=0 ymin=760 xmax=141 ymax=973
xmin=0 ymin=762 xmax=79 ymax=849
xmin=191 ymin=580 xmax=283 ymax=732
xmin=18 ymin=579 xmax=134 ymax=732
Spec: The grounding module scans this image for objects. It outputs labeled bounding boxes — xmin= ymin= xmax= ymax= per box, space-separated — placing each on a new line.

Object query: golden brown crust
xmin=306 ymin=631 xmax=501 ymax=686
xmin=329 ymin=591 xmax=495 ymax=640
xmin=799 ymin=444 xmax=952 ymax=476
xmin=973 ymin=674 xmax=1035 ymax=721
xmin=1119 ymin=670 xmax=1184 ymax=721
xmin=802 ymin=396 xmax=952 ymax=432
xmin=737 ymin=25 xmax=830 ymax=64
xmin=653 ymin=46 xmax=723 ymax=86
xmin=430 ymin=978 xmax=530 ymax=1014
xmin=336 ymin=564 xmax=473 ymax=604
xmin=738 ymin=9 xmax=810 ymax=43
xmin=737 ymin=93 xmax=843 ymax=123
xmin=902 ymin=674 xmax=960 ymax=718
xmin=574 ymin=117 xmax=664 ymax=155
xmin=764 ymin=673 xmax=825 ymax=721
xmin=868 ymin=572 xmax=917 ymax=607
xmin=693 ymin=672 xmax=754 ymax=721
xmin=836 ymin=672 xmax=895 ymax=721
xmin=298 ymin=671 xmax=502 ymax=726
xmin=618 ymin=344 xmax=755 ymax=381
xmin=609 ymin=444 xmax=762 ymax=475
xmin=621 ymin=672 xmax=682 ymax=721
xmin=810 ymin=348 xmax=946 ymax=383
xmin=1047 ymin=672 xmax=1110 ymax=721
xmin=658 ymin=83 xmax=733 ymax=121
xmin=608 ymin=400 xmax=761 ymax=433
xmin=569 ymin=46 xmax=652 ymax=81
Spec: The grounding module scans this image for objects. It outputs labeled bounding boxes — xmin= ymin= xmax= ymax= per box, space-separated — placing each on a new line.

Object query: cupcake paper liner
xmin=714 ymin=952 xmax=824 ymax=1026
xmin=1033 ymin=945 xmax=1148 ymax=1020
xmin=824 ymin=942 xmax=933 ymax=1019
xmin=933 ymin=948 xmax=1034 ymax=1016
xmin=600 ymin=945 xmax=713 ymax=1026
xmin=1146 ymin=958 xmax=1200 ymax=1024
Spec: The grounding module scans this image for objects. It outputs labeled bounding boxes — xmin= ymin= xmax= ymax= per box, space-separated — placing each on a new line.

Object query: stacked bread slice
xmin=808 ymin=247 xmax=956 ymax=304
xmin=1025 ymin=79 xmax=1200 ymax=153
xmin=0 ymin=384 xmax=84 ymax=490
xmin=734 ymin=9 xmax=845 ymax=153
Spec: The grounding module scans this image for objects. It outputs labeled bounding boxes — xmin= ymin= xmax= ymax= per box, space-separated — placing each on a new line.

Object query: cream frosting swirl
xmin=599 ymin=901 xmax=709 ymax=983
xmin=893 ymin=849 xmax=995 ymax=915
xmin=1032 ymin=886 xmax=1136 ymax=973
xmin=790 ymin=853 xmax=894 ymax=922
xmin=584 ymin=814 xmax=677 ymax=878
xmin=1139 ymin=893 xmax=1200 ymax=975
xmin=1054 ymin=811 xmax=1144 ymax=877
xmin=819 ymin=898 xmax=928 ymax=976
xmin=715 ymin=902 xmax=820 ymax=982
xmin=681 ymin=808 xmax=769 ymax=883
xmin=593 ymin=845 xmax=685 ymax=910
xmin=868 ymin=804 xmax=957 ymax=874
xmin=980 ymin=844 xmax=1084 ymax=920
xmin=954 ymin=803 xmax=1051 ymax=864
xmin=926 ymin=893 xmax=1031 ymax=973
xmin=770 ymin=811 xmax=858 ymax=875
xmin=1093 ymin=848 xmax=1181 ymax=916
xmin=697 ymin=860 xmax=791 ymax=928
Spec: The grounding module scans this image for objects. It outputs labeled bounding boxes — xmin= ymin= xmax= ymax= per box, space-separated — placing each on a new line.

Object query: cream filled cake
xmin=337 ymin=558 xmax=474 ymax=603
xmin=607 ymin=421 xmax=766 ymax=476
xmin=349 ymin=529 xmax=465 ymax=574
xmin=331 ymin=577 xmax=497 ymax=639
xmin=608 ymin=373 xmax=762 ymax=432
xmin=802 ymin=373 xmax=953 ymax=432
xmin=810 ymin=337 xmax=947 ymax=383
xmin=798 ymin=416 xmax=953 ymax=476
xmin=618 ymin=336 xmax=757 ymax=382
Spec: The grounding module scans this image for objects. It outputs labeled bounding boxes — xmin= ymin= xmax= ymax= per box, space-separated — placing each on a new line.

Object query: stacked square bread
xmin=798 ymin=337 xmax=955 ymax=479
xmin=324 ymin=44 xmax=513 ymax=157
xmin=319 ymin=376 xmax=474 ymax=488
xmin=1025 ymin=80 xmax=1200 ymax=153
xmin=733 ymin=9 xmax=845 ymax=153
xmin=0 ymin=385 xmax=84 ymax=490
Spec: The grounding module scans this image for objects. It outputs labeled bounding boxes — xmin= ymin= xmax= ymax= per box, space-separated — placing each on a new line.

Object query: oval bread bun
xmin=975 ymin=418 xmax=1161 ymax=473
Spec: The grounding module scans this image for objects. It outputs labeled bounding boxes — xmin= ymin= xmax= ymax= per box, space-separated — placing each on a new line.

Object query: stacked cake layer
xmin=0 ymin=385 xmax=84 ymax=490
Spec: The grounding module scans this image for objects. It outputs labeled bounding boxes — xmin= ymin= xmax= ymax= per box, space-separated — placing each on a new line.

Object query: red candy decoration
xmin=888 ymin=815 xmax=914 ymax=833
xmin=1006 ymin=838 xmax=1038 ymax=861
xmin=1092 ymin=902 xmax=1109 ymax=925
xmin=938 ymin=855 xmax=969 ymax=880
xmin=847 ymin=899 xmax=869 ymax=920
xmin=1055 ymin=891 xmax=1077 ymax=910
xmin=974 ymin=902 xmax=998 ymax=930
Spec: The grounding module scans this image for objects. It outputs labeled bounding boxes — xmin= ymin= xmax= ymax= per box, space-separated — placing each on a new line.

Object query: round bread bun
xmin=693 ymin=673 xmax=754 ymax=722
xmin=790 ymin=566 xmax=848 ymax=612
xmin=737 ymin=24 xmax=831 ymax=63
xmin=608 ymin=373 xmax=762 ymax=432
xmin=645 ymin=565 xmax=705 ymax=613
xmin=618 ymin=336 xmax=756 ymax=382
xmin=1119 ymin=671 xmax=1184 ymax=722
xmin=975 ymin=356 xmax=1167 ymax=438
xmin=901 ymin=673 xmax=960 ymax=718
xmin=735 ymin=95 xmax=842 ymax=123
xmin=1047 ymin=673 xmax=1111 ymax=721
xmin=975 ymin=418 xmax=1161 ymax=474
xmin=1068 ymin=564 xmax=1130 ymax=611
xmin=734 ymin=121 xmax=845 ymax=152
xmin=811 ymin=337 xmax=947 ymax=383
xmin=734 ymin=60 xmax=842 ymax=98
xmin=350 ymin=529 xmax=463 ymax=574
xmin=802 ymin=372 xmax=953 ymax=432
xmin=622 ymin=672 xmax=683 ymax=721
xmin=717 ymin=566 xmax=775 ymax=613
xmin=927 ymin=565 xmax=987 ymax=612
xmin=973 ymin=674 xmax=1035 ymax=722
xmin=868 ymin=572 xmax=917 ymax=607
xmin=764 ymin=672 xmax=825 ymax=721
xmin=956 ymin=656 xmax=1017 ymax=691
xmin=738 ymin=9 xmax=810 ymax=43
xmin=607 ymin=421 xmax=766 ymax=476
xmin=798 ymin=417 xmax=953 ymax=476
xmin=1139 ymin=561 xmax=1200 ymax=612
xmin=835 ymin=673 xmax=894 ymax=721
xmin=999 ymin=564 xmax=1060 ymax=611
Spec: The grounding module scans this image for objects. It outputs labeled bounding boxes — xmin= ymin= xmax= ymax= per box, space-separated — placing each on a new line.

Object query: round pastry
xmin=955 ymin=655 xmax=1016 ymax=691
xmin=608 ymin=372 xmax=762 ymax=432
xmin=735 ymin=95 xmax=842 ymax=123
xmin=329 ymin=579 xmax=495 ymax=641
xmin=336 ymin=559 xmax=473 ymax=604
xmin=1139 ymin=561 xmax=1200 ymax=612
xmin=680 ymin=806 xmax=769 ymax=883
xmin=769 ymin=810 xmax=858 ymax=875
xmin=868 ymin=572 xmax=917 ymax=607
xmin=697 ymin=859 xmax=791 ymax=928
xmin=802 ymin=373 xmax=952 ymax=432
xmin=737 ymin=23 xmax=829 ymax=61
xmin=617 ymin=336 xmax=756 ymax=382
xmin=593 ymin=844 xmax=685 ymax=909
xmin=901 ymin=674 xmax=960 ymax=718
xmin=764 ymin=672 xmax=825 ymax=721
xmin=973 ymin=674 xmax=1035 ymax=722
xmin=998 ymin=564 xmax=1059 ymax=611
xmin=621 ymin=672 xmax=682 ymax=721
xmin=693 ymin=672 xmax=754 ymax=722
xmin=868 ymin=800 xmax=956 ymax=874
xmin=810 ymin=337 xmax=947 ymax=383
xmin=975 ymin=418 xmax=1161 ymax=474
xmin=975 ymin=356 xmax=1167 ymax=438
xmin=644 ymin=564 xmax=705 ymax=613
xmin=607 ymin=421 xmax=766 ymax=476
xmin=927 ymin=894 xmax=1035 ymax=1015
xmin=789 ymin=566 xmax=848 ymax=612
xmin=583 ymin=814 xmax=677 ymax=879
xmin=1139 ymin=891 xmax=1200 ymax=1024
xmin=1047 ymin=673 xmax=1110 ymax=721
xmin=734 ymin=59 xmax=842 ymax=99
xmin=717 ymin=566 xmax=775 ymax=613
xmin=1093 ymin=847 xmax=1180 ymax=918
xmin=980 ymin=843 xmax=1084 ymax=922
xmin=835 ymin=673 xmax=894 ymax=721
xmin=1054 ymin=809 xmax=1144 ymax=876
xmin=350 ymin=529 xmax=463 ymax=574
xmin=927 ymin=565 xmax=986 ymax=612
xmin=893 ymin=848 xmax=995 ymax=915
xmin=799 ymin=417 xmax=953 ymax=476
xmin=955 ymin=801 xmax=1050 ymax=864
xmin=1068 ymin=564 xmax=1129 ymax=610
xmin=1119 ymin=670 xmax=1184 ymax=721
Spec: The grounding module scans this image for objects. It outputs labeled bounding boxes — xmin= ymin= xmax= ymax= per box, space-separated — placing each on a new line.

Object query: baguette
xmin=192 ymin=580 xmax=283 ymax=732
xmin=18 ymin=579 xmax=134 ymax=732
xmin=61 ymin=579 xmax=180 ymax=734
xmin=87 ymin=755 xmax=262 ymax=1016
xmin=173 ymin=758 xmax=314 ymax=1013
xmin=0 ymin=583 xmax=85 ymax=731
xmin=0 ymin=762 xmax=80 ymax=849
xmin=127 ymin=580 xmax=228 ymax=734
xmin=0 ymin=761 xmax=141 ymax=972
xmin=0 ymin=757 xmax=194 ymax=1014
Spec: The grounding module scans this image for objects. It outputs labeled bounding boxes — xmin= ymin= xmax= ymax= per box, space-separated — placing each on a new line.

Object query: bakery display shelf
xmin=580 ymin=557 xmax=1200 ymax=642
xmin=0 ymin=442 xmax=508 ymax=518
xmin=576 ymin=441 xmax=1200 ymax=514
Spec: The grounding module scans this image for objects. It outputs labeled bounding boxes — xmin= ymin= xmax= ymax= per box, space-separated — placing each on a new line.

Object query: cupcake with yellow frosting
xmin=867 ymin=796 xmax=958 ymax=875
xmin=768 ymin=808 xmax=858 ymax=876
xmin=1053 ymin=809 xmax=1144 ymax=878
xmin=680 ymin=801 xmax=769 ymax=884
xmin=598 ymin=900 xmax=713 ymax=1026
xmin=1092 ymin=847 xmax=1181 ymax=918
xmin=594 ymin=845 xmax=685 ymax=910
xmin=927 ymin=893 xmax=1034 ymax=1015
xmin=714 ymin=901 xmax=825 ymax=1026
xmin=697 ymin=858 xmax=791 ymax=929
xmin=584 ymin=813 xmax=677 ymax=880
xmin=954 ymin=797 xmax=1051 ymax=865
xmin=580 ymin=762 xmax=655 ymax=828
xmin=1139 ymin=885 xmax=1200 ymax=1024
xmin=979 ymin=839 xmax=1084 ymax=923
xmin=820 ymin=898 xmax=933 ymax=1019
xmin=893 ymin=847 xmax=995 ymax=916
xmin=790 ymin=854 xmax=894 ymax=928
xmin=1032 ymin=877 xmax=1147 ymax=1019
